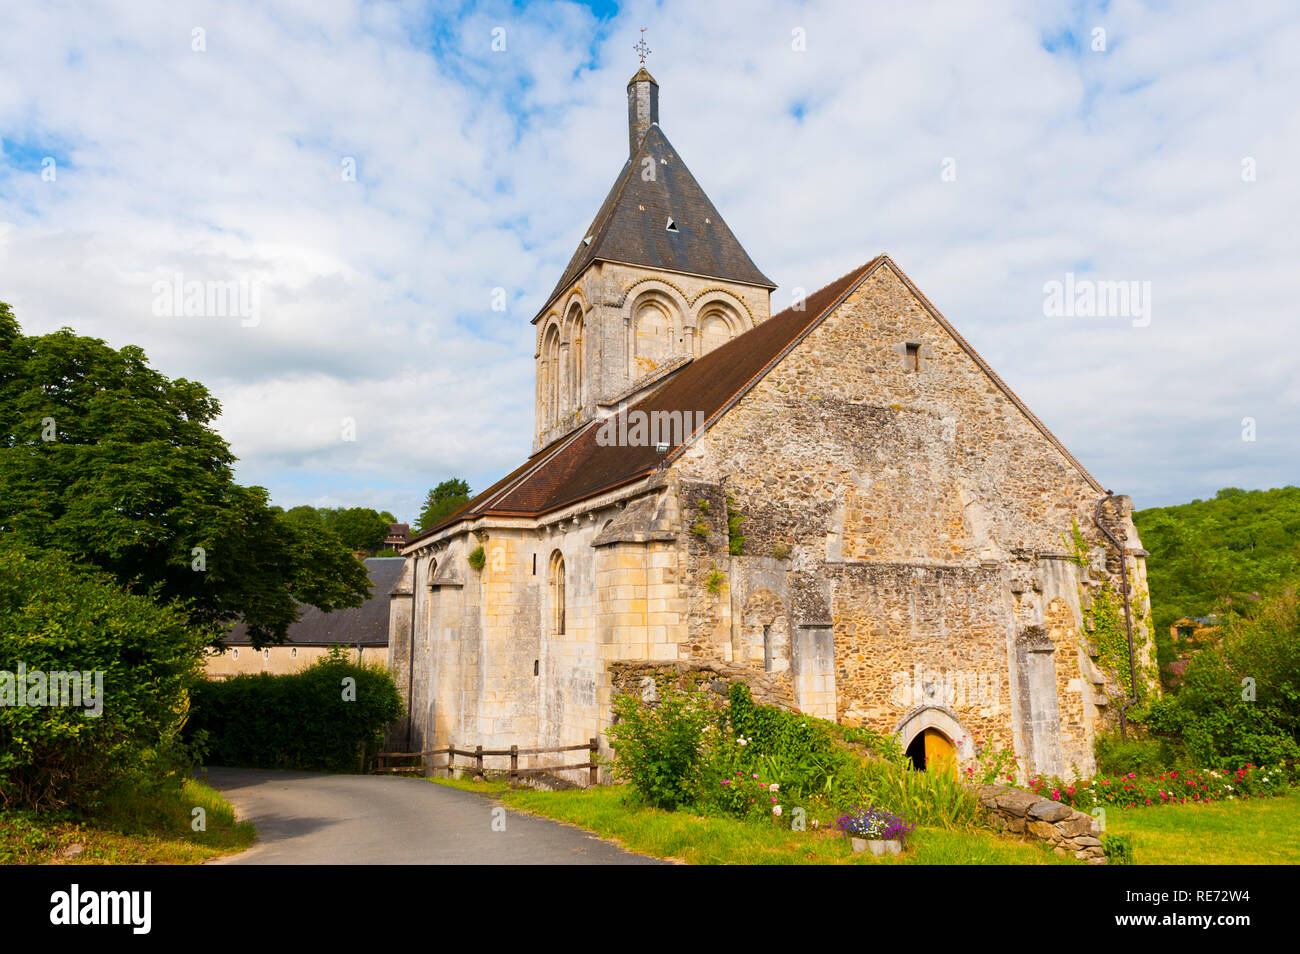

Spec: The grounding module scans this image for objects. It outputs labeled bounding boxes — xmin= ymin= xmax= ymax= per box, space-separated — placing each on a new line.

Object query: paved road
xmin=203 ymin=767 xmax=661 ymax=865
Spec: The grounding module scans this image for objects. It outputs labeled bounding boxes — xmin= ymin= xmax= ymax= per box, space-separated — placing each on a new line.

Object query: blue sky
xmin=1 ymin=0 xmax=1297 ymax=521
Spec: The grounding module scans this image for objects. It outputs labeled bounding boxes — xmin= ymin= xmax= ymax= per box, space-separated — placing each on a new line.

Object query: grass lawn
xmin=0 ymin=777 xmax=255 ymax=865
xmin=432 ymin=779 xmax=1075 ymax=865
xmin=1104 ymin=790 xmax=1300 ymax=865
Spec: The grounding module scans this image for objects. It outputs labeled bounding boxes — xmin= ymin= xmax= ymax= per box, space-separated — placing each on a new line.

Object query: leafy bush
xmin=1140 ymin=588 xmax=1300 ymax=769
xmin=726 ymin=683 xmax=850 ymax=799
xmin=186 ymin=647 xmax=403 ymax=772
xmin=704 ymin=765 xmax=784 ymax=820
xmin=1094 ymin=733 xmax=1179 ymax=777
xmin=838 ymin=723 xmax=909 ymax=766
xmin=608 ymin=681 xmax=982 ymax=831
xmin=606 ymin=687 xmax=709 ymax=810
xmin=467 ymin=546 xmax=486 ymax=570
xmin=1102 ymin=833 xmax=1134 ymax=865
xmin=0 ymin=546 xmax=208 ymax=811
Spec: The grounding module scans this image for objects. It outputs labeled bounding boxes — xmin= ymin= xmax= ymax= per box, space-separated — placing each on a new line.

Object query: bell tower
xmin=531 ymin=46 xmax=776 ymax=452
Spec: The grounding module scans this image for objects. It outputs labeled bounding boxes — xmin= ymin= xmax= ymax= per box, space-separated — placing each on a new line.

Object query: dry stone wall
xmin=976 ymin=783 xmax=1107 ymax=864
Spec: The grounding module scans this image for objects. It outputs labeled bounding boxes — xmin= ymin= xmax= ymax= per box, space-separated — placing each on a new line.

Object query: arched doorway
xmin=905 ymin=727 xmax=956 ymax=772
xmin=894 ymin=706 xmax=973 ymax=773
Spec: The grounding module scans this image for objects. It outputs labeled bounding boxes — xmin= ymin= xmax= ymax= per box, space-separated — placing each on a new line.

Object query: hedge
xmin=187 ymin=647 xmax=403 ymax=772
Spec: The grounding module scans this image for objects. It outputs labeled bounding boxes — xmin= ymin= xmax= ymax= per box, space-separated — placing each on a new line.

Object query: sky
xmin=1 ymin=0 xmax=1296 ymax=520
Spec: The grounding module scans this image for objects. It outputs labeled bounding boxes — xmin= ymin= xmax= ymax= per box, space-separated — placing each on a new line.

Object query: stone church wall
xmin=391 ymin=263 xmax=1151 ymax=783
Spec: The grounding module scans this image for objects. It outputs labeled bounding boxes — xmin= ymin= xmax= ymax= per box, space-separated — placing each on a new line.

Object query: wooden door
xmin=923 ymin=728 xmax=955 ymax=771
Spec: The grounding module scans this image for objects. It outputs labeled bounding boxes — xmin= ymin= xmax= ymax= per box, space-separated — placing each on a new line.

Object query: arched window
xmin=633 ymin=300 xmax=672 ymax=376
xmin=426 ymin=559 xmax=437 ymax=630
xmin=697 ymin=309 xmax=736 ymax=355
xmin=550 ymin=550 xmax=566 ymax=635
xmin=570 ymin=312 xmax=584 ymax=412
xmin=542 ymin=324 xmax=562 ymax=427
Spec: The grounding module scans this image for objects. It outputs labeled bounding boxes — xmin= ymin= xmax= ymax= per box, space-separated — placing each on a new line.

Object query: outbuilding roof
xmin=223 ymin=557 xmax=403 ymax=646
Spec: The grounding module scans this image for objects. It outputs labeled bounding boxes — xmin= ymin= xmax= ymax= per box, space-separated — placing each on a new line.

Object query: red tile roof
xmin=411 ymin=254 xmax=1103 ymax=546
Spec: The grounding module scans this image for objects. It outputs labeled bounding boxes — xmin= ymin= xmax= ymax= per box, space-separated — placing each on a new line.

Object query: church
xmin=387 ymin=61 xmax=1155 ymax=780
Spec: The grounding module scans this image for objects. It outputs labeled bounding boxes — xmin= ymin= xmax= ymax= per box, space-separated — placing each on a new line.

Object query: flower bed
xmin=1026 ymin=764 xmax=1288 ymax=810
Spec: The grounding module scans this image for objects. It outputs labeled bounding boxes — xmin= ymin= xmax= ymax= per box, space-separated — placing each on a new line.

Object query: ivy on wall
xmin=1082 ymin=576 xmax=1157 ymax=701
xmin=726 ymin=494 xmax=745 ymax=556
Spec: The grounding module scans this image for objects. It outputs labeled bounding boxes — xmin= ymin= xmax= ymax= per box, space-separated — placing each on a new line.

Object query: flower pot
xmin=850 ymin=836 xmax=902 ymax=855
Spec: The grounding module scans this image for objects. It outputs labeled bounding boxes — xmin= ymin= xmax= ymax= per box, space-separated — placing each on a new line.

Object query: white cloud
xmin=1 ymin=0 xmax=1297 ymax=519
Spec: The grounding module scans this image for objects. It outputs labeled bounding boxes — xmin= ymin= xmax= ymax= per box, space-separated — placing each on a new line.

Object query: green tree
xmin=0 ymin=543 xmax=210 ymax=810
xmin=319 ymin=506 xmax=390 ymax=552
xmin=418 ymin=478 xmax=471 ymax=530
xmin=0 ymin=304 xmax=368 ymax=649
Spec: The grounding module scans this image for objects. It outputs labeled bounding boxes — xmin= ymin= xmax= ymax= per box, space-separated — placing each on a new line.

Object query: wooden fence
xmin=370 ymin=737 xmax=600 ymax=785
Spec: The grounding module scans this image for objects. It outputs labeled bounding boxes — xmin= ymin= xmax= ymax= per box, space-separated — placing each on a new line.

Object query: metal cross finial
xmin=633 ymin=29 xmax=650 ymax=66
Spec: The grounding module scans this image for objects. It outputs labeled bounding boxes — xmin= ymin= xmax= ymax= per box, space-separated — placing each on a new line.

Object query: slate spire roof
xmin=534 ymin=83 xmax=774 ymax=323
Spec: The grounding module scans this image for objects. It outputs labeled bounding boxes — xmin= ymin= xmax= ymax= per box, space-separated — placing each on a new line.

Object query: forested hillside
xmin=1134 ymin=487 xmax=1300 ymax=668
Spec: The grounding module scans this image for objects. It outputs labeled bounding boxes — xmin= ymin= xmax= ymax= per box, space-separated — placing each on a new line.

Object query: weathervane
xmin=633 ymin=28 xmax=651 ymax=65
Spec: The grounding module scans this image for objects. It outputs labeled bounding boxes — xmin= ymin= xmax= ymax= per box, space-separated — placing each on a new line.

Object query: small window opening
xmin=232 ymin=648 xmax=239 ymax=660
xmin=904 ymin=342 xmax=921 ymax=372
xmin=665 ymin=216 xmax=678 ymax=232
xmin=532 ymin=553 xmax=537 ymax=575
xmin=534 ymin=659 xmax=540 ymax=676
xmin=291 ymin=648 xmax=298 ymax=659
xmin=263 ymin=648 xmax=270 ymax=660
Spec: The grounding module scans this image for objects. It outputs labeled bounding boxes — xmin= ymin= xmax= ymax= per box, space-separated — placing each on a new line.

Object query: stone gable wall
xmin=667 ymin=263 xmax=1145 ymax=776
